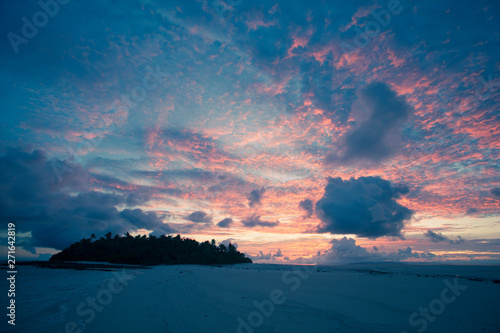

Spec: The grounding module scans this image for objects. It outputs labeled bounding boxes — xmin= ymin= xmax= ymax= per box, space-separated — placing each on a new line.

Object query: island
xmin=50 ymin=233 xmax=252 ymax=265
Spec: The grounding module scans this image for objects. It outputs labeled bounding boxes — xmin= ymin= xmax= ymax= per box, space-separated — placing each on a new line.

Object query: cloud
xmin=149 ymin=127 xmax=232 ymax=164
xmin=252 ymin=251 xmax=273 ymax=260
xmin=120 ymin=209 xmax=173 ymax=236
xmin=329 ymin=237 xmax=369 ymax=258
xmin=315 ymin=176 xmax=413 ymax=238
xmin=466 ymin=208 xmax=479 ymax=215
xmin=424 ymin=230 xmax=465 ymax=245
xmin=220 ymin=238 xmax=238 ymax=249
xmin=450 ymin=236 xmax=466 ymax=245
xmin=91 ymin=172 xmax=180 ymax=203
xmin=184 ymin=211 xmax=212 ymax=223
xmin=0 ymin=148 xmax=174 ymax=250
xmin=241 ymin=214 xmax=279 ymax=227
xmin=217 ymin=217 xmax=233 ymax=228
xmin=424 ymin=230 xmax=448 ymax=243
xmin=491 ymin=187 xmax=500 ymax=198
xmin=251 ymin=249 xmax=284 ymax=260
xmin=300 ymin=237 xmax=437 ymax=264
xmin=207 ymin=172 xmax=246 ymax=195
xmin=2 ymin=0 xmax=499 ymax=264
xmin=299 ymin=199 xmax=314 ymax=218
xmin=326 ymin=82 xmax=412 ymax=165
xmin=247 ymin=187 xmax=266 ymax=207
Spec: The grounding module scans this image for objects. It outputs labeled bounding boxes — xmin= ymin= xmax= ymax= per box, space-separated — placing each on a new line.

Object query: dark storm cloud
xmin=326 ymin=82 xmax=413 ymax=165
xmin=392 ymin=183 xmax=410 ymax=195
xmin=315 ymin=176 xmax=413 ymax=238
xmin=120 ymin=209 xmax=173 ymax=236
xmin=217 ymin=217 xmax=233 ymax=228
xmin=0 ymin=148 xmax=174 ymax=250
xmin=184 ymin=211 xmax=212 ymax=223
xmin=424 ymin=230 xmax=465 ymax=245
xmin=424 ymin=230 xmax=448 ymax=243
xmin=247 ymin=187 xmax=266 ymax=207
xmin=299 ymin=199 xmax=314 ymax=218
xmin=241 ymin=214 xmax=279 ymax=227
xmin=491 ymin=187 xmax=500 ymax=198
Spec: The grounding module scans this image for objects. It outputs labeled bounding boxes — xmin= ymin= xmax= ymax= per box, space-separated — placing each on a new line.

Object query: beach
xmin=3 ymin=263 xmax=500 ymax=333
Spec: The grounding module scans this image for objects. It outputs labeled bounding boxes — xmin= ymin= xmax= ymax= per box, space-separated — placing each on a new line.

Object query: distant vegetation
xmin=50 ymin=233 xmax=252 ymax=265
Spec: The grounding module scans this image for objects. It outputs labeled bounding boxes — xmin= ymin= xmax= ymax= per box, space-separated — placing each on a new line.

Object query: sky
xmin=1 ymin=0 xmax=499 ymax=264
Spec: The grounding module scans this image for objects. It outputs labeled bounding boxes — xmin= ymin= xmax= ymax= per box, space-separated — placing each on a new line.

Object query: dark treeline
xmin=50 ymin=233 xmax=252 ymax=265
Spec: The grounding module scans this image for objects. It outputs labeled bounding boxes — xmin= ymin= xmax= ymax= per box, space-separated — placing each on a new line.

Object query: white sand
xmin=4 ymin=263 xmax=500 ymax=332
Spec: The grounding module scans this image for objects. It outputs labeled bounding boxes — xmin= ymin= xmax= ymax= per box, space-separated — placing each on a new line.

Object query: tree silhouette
xmin=50 ymin=233 xmax=252 ymax=265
